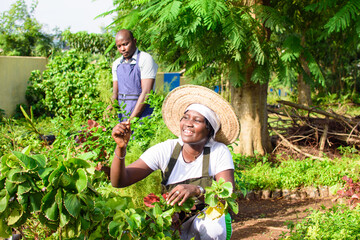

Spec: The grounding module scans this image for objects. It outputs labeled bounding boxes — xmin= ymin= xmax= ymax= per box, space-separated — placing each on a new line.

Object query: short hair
xmin=116 ymin=29 xmax=134 ymax=40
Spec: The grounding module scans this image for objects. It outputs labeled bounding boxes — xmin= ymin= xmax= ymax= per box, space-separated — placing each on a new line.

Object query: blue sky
xmin=0 ymin=0 xmax=115 ymax=33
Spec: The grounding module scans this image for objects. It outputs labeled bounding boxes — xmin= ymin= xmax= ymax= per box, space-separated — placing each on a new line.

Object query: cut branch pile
xmin=268 ymin=100 xmax=360 ymax=160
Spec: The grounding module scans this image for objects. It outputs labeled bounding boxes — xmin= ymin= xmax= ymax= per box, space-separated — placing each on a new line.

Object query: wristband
xmin=197 ymin=185 xmax=205 ymax=197
xmin=114 ymin=150 xmax=126 ymax=160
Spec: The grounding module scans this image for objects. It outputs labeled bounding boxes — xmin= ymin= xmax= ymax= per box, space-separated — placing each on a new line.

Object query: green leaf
xmin=205 ymin=192 xmax=218 ymax=207
xmin=31 ymin=154 xmax=47 ymax=168
xmin=4 ymin=154 xmax=21 ymax=169
xmin=38 ymin=213 xmax=58 ymax=230
xmin=48 ymin=164 xmax=66 ymax=187
xmin=38 ymin=167 xmax=54 ymax=184
xmin=0 ymin=190 xmax=9 ymax=213
xmin=227 ymin=197 xmax=239 ymax=214
xmin=17 ymin=181 xmax=32 ymax=195
xmin=21 ymin=146 xmax=31 ymax=155
xmin=153 ymin=204 xmax=162 ymax=217
xmin=88 ymin=225 xmax=102 ymax=240
xmin=108 ymin=221 xmax=123 ymax=238
xmin=41 ymin=189 xmax=59 ymax=221
xmin=7 ymin=169 xmax=26 ymax=184
xmin=80 ymin=215 xmax=90 ymax=230
xmin=90 ymin=207 xmax=104 ymax=222
xmin=7 ymin=204 xmax=23 ymax=225
xmin=66 ymin=157 xmax=91 ymax=169
xmin=5 ymin=180 xmax=17 ymax=195
xmin=218 ymin=188 xmax=231 ymax=199
xmin=131 ymin=213 xmax=143 ymax=228
xmin=222 ymin=182 xmax=233 ymax=194
xmin=106 ymin=197 xmax=133 ymax=211
xmin=76 ymin=152 xmax=97 ymax=160
xmin=64 ymin=192 xmax=81 ymax=218
xmin=60 ymin=173 xmax=76 ymax=191
xmin=29 ymin=192 xmax=43 ymax=212
xmin=75 ymin=169 xmax=87 ymax=193
xmin=13 ymin=151 xmax=38 ymax=170
xmin=60 ymin=209 xmax=71 ymax=227
xmin=0 ymin=216 xmax=12 ymax=238
xmin=180 ymin=198 xmax=195 ymax=211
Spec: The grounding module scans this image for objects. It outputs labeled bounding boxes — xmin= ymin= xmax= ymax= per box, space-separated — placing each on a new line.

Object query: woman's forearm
xmin=110 ymin=146 xmax=128 ymax=188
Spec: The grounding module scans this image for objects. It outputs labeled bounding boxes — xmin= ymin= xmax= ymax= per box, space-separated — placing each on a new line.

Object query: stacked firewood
xmin=268 ymin=100 xmax=360 ymax=160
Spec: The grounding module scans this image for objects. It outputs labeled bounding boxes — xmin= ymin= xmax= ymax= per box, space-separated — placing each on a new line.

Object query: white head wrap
xmin=185 ymin=104 xmax=221 ymax=138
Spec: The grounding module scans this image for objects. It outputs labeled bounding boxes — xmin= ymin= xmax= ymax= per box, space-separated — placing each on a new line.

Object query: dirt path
xmin=231 ymin=197 xmax=335 ymax=239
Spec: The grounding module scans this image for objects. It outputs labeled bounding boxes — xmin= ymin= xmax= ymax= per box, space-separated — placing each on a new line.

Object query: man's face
xmin=115 ymin=35 xmax=137 ymax=60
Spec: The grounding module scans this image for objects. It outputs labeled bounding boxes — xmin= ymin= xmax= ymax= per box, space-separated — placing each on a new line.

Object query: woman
xmin=110 ymin=85 xmax=240 ymax=240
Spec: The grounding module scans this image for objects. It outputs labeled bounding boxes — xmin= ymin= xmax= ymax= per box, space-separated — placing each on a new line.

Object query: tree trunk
xmin=297 ymin=73 xmax=312 ymax=106
xmin=230 ymin=79 xmax=272 ymax=155
xmin=298 ymin=36 xmax=312 ymax=106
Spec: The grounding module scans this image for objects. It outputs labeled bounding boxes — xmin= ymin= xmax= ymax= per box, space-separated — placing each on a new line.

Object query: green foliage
xmin=130 ymin=91 xmax=174 ymax=151
xmin=234 ymin=154 xmax=360 ymax=191
xmin=0 ymin=147 xmax=115 ymax=239
xmin=204 ymin=178 xmax=239 ymax=216
xmin=0 ymin=145 xmax=237 ymax=239
xmin=0 ymin=0 xmax=56 ymax=56
xmin=105 ymin=0 xmax=278 ymax=88
xmin=281 ymin=204 xmax=360 ymax=239
xmin=0 ymin=147 xmax=46 ymax=238
xmin=62 ymin=30 xmax=118 ymax=59
xmin=26 ymin=50 xmax=112 ymax=119
xmin=306 ymin=0 xmax=360 ymax=34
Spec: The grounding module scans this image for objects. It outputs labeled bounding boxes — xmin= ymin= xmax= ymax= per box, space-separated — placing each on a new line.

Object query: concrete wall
xmin=0 ymin=56 xmax=47 ymax=117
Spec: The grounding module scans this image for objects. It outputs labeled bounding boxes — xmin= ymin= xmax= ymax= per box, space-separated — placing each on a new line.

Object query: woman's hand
xmin=166 ymin=184 xmax=201 ymax=206
xmin=112 ymin=121 xmax=131 ymax=148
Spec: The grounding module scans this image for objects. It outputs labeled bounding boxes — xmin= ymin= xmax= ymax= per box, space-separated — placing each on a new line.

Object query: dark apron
xmin=116 ymin=51 xmax=153 ymax=121
xmin=161 ymin=142 xmax=214 ymax=206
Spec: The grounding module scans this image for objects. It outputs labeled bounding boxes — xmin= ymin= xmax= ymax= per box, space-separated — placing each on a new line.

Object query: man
xmin=107 ymin=29 xmax=158 ymax=121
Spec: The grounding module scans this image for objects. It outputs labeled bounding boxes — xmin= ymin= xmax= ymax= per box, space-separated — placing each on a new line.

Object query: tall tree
xmin=103 ymin=0 xmax=351 ymax=155
xmin=104 ymin=0 xmax=281 ymax=155
xmin=0 ymin=0 xmax=54 ymax=56
xmin=306 ymin=0 xmax=360 ymax=99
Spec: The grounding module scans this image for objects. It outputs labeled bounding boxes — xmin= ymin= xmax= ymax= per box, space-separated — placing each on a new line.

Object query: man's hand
xmin=106 ymin=104 xmax=113 ymax=111
xmin=112 ymin=121 xmax=131 ymax=148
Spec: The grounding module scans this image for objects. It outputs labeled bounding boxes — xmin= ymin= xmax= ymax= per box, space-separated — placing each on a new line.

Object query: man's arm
xmin=129 ymin=78 xmax=155 ymax=119
xmin=107 ymin=81 xmax=118 ymax=111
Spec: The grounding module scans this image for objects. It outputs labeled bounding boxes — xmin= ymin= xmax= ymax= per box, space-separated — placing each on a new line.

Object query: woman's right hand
xmin=112 ymin=121 xmax=131 ymax=148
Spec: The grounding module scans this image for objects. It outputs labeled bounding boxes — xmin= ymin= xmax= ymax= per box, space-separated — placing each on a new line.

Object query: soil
xmin=230 ymin=197 xmax=335 ymax=239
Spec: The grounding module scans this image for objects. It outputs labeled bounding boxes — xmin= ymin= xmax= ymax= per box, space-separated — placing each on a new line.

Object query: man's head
xmin=115 ymin=29 xmax=137 ymax=60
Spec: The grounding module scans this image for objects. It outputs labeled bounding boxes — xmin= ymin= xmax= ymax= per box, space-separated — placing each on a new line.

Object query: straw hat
xmin=162 ymin=85 xmax=240 ymax=145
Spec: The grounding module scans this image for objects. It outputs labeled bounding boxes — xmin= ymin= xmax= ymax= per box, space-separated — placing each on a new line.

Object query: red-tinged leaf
xmin=87 ymin=120 xmax=99 ymax=129
xmin=352 ymin=194 xmax=360 ymax=199
xmin=162 ymin=193 xmax=168 ymax=200
xmin=144 ymin=193 xmax=160 ymax=208
xmin=337 ymin=190 xmax=344 ymax=195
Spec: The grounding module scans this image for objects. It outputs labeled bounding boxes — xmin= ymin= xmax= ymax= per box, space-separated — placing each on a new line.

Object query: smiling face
xmin=115 ymin=30 xmax=137 ymax=60
xmin=180 ymin=110 xmax=209 ymax=145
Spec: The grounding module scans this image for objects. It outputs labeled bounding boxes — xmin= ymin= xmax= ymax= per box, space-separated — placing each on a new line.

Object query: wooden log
xmin=277 ymin=100 xmax=359 ymax=134
xmin=272 ymin=128 xmax=327 ymax=161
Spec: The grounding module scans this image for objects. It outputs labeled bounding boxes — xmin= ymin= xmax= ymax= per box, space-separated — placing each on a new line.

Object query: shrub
xmin=25 ymin=50 xmax=111 ymax=119
xmin=281 ymin=205 xmax=360 ymax=239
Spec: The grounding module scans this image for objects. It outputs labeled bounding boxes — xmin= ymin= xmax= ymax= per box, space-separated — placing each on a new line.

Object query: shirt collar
xmin=120 ymin=48 xmax=139 ymax=64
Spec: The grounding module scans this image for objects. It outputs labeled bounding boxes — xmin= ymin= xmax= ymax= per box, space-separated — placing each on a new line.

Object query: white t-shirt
xmin=112 ymin=49 xmax=158 ymax=81
xmin=140 ymin=138 xmax=234 ymax=185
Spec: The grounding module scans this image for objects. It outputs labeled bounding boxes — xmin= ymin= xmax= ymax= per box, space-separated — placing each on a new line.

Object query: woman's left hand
xmin=166 ymin=184 xmax=200 ymax=206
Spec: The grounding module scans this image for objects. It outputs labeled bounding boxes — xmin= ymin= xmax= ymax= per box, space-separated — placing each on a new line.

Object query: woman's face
xmin=180 ymin=110 xmax=209 ymax=145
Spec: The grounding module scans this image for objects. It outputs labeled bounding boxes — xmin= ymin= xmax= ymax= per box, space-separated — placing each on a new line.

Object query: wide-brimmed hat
xmin=162 ymin=85 xmax=240 ymax=145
